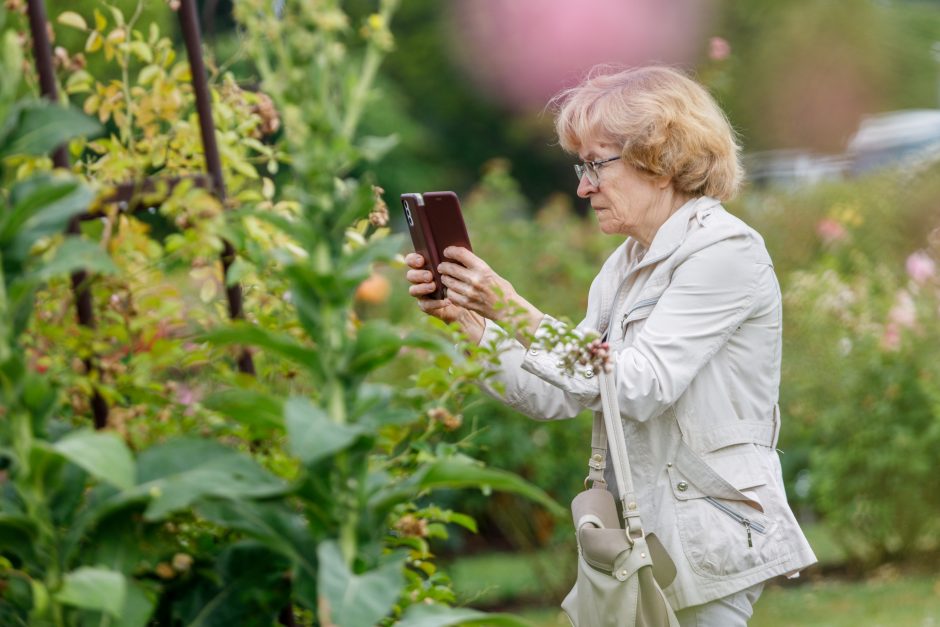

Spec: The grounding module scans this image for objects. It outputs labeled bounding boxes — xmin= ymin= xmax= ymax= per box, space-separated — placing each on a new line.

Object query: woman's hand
xmin=405 ymin=252 xmax=485 ymax=343
xmin=437 ymin=247 xmax=545 ymax=347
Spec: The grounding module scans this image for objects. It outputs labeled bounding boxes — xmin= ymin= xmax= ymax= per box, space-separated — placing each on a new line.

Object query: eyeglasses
xmin=574 ymin=155 xmax=621 ymax=186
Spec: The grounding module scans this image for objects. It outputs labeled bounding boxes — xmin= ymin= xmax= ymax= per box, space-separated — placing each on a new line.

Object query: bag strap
xmin=594 ymin=368 xmax=644 ymax=541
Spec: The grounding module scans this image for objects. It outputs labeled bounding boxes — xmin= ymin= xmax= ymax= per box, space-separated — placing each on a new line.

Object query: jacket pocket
xmin=669 ymin=454 xmax=781 ymax=579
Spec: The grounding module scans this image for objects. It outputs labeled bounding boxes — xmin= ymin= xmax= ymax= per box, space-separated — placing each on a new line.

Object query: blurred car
xmin=745 ymin=109 xmax=940 ymax=188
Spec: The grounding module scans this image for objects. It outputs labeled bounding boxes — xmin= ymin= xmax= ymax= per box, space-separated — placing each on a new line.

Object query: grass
xmin=448 ymin=524 xmax=940 ymax=626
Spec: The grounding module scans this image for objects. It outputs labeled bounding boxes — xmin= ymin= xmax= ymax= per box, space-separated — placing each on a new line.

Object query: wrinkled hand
xmin=404 ymin=252 xmax=484 ymax=343
xmin=437 ymin=247 xmax=545 ymax=345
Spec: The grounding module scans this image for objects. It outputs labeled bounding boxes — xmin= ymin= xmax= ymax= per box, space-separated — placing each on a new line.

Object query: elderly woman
xmin=405 ymin=66 xmax=816 ymax=625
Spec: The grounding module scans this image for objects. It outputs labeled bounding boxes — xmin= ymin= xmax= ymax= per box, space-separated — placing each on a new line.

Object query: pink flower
xmin=816 ymin=218 xmax=846 ymax=244
xmin=888 ymin=289 xmax=916 ymax=329
xmin=708 ymin=36 xmax=731 ymax=61
xmin=880 ymin=322 xmax=901 ymax=351
xmin=905 ymin=251 xmax=935 ymax=285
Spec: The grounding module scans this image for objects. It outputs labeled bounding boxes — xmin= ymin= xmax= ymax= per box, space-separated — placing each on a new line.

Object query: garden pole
xmin=27 ymin=0 xmax=109 ymax=429
xmin=177 ymin=0 xmax=256 ymax=376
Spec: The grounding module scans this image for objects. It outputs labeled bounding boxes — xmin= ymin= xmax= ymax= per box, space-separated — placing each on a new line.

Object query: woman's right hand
xmin=405 ymin=253 xmax=464 ymax=323
xmin=405 ymin=253 xmax=485 ymax=343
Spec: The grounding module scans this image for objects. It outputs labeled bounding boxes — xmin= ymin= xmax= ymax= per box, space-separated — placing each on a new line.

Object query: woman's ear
xmin=654 ymin=175 xmax=673 ymax=190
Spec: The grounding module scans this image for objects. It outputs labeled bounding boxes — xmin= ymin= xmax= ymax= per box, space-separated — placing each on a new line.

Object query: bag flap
xmin=571 ymin=487 xmax=619 ymax=529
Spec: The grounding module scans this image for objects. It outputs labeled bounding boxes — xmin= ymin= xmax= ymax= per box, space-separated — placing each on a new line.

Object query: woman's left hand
xmin=438 ymin=247 xmax=545 ymax=345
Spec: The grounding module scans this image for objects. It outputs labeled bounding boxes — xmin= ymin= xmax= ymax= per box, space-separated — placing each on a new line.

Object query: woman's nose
xmin=577 ymin=174 xmax=596 ymax=198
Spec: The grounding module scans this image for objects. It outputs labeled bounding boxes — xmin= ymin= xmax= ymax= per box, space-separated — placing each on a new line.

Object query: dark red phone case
xmin=401 ymin=191 xmax=472 ymax=300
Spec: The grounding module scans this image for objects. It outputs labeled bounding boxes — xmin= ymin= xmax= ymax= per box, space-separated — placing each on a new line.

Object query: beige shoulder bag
xmin=561 ymin=367 xmax=679 ymax=627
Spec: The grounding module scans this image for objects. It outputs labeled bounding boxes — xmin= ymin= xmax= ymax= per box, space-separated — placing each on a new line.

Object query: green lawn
xmin=448 ymin=525 xmax=940 ymax=626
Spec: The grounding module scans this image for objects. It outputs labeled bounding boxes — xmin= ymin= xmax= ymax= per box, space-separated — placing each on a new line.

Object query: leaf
xmin=136 ymin=439 xmax=287 ymax=520
xmin=201 ymin=323 xmax=319 ymax=372
xmin=79 ymin=581 xmax=156 ymax=627
xmin=358 ymin=133 xmax=399 ymax=162
xmin=0 ymin=101 xmax=101 ymax=159
xmin=57 ymin=11 xmax=88 ymax=30
xmin=316 ymin=541 xmax=404 ymax=627
xmin=285 ymin=396 xmax=366 ymax=466
xmin=1 ymin=175 xmax=94 ymax=253
xmin=398 ymin=603 xmax=534 ymax=627
xmin=195 ymin=500 xmax=318 ymax=591
xmin=201 ymin=388 xmax=284 ymax=432
xmin=31 ymin=237 xmax=119 ymax=281
xmin=369 ymin=458 xmax=565 ymax=519
xmin=0 ymin=514 xmax=38 ymax=559
xmin=349 ymin=320 xmax=403 ymax=373
xmin=53 ymin=429 xmax=136 ymax=490
xmin=85 ymin=30 xmax=103 ymax=53
xmin=54 ymin=567 xmax=126 ymax=618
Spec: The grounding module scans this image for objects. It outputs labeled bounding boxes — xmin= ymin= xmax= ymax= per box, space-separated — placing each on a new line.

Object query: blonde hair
xmin=552 ymin=66 xmax=743 ymax=201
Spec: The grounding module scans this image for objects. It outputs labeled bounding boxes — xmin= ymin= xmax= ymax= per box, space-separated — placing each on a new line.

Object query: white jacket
xmin=478 ymin=196 xmax=817 ymax=609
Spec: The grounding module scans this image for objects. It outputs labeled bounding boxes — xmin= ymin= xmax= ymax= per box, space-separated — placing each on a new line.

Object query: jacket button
xmin=591 ymin=453 xmax=603 ymax=462
xmin=676 ymin=481 xmax=689 ymax=492
xmin=529 ymin=348 xmax=539 ymax=356
xmin=584 ymin=368 xmax=594 ymax=378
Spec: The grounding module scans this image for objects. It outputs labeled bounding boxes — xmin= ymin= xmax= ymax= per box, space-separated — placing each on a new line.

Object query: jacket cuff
xmin=521 ymin=315 xmax=599 ymax=396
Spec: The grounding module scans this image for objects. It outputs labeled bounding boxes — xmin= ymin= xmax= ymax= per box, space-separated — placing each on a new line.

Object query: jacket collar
xmin=632 ymin=196 xmax=721 ymax=272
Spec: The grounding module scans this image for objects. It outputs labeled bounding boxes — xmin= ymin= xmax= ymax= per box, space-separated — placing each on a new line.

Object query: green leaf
xmin=285 ymin=396 xmax=366 ymax=466
xmin=1 ymin=175 xmax=95 ymax=263
xmin=0 ymin=514 xmax=38 ymax=559
xmin=316 ymin=541 xmax=404 ymax=627
xmin=370 ymin=458 xmax=565 ymax=519
xmin=53 ymin=430 xmax=136 ymax=490
xmin=0 ymin=100 xmax=101 ymax=159
xmin=136 ymin=439 xmax=287 ymax=520
xmin=80 ymin=581 xmax=156 ymax=627
xmin=349 ymin=320 xmax=403 ymax=373
xmin=358 ymin=134 xmax=399 ymax=162
xmin=31 ymin=237 xmax=119 ymax=281
xmin=54 ymin=567 xmax=126 ymax=618
xmin=398 ymin=603 xmax=533 ymax=627
xmin=202 ymin=388 xmax=284 ymax=432
xmin=201 ymin=323 xmax=320 ymax=372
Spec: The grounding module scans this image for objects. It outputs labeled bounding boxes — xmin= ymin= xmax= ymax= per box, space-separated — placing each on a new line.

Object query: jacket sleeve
xmin=475 ymin=318 xmax=594 ymax=421
xmin=520 ymin=234 xmax=763 ymax=423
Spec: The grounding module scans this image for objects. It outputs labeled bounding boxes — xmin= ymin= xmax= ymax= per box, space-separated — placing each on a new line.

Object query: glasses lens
xmin=574 ymin=163 xmax=598 ymax=186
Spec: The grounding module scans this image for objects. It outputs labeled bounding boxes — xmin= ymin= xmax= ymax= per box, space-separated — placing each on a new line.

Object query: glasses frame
xmin=574 ymin=155 xmax=622 ymax=186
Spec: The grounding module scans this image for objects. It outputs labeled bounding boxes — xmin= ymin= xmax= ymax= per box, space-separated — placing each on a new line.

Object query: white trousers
xmin=675 ymin=583 xmax=764 ymax=627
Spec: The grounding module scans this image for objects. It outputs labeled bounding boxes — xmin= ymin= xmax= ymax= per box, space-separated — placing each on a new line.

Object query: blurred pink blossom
xmin=816 ymin=218 xmax=846 ymax=244
xmin=880 ymin=322 xmax=901 ymax=351
xmin=448 ymin=0 xmax=717 ymax=110
xmin=708 ymin=36 xmax=731 ymax=61
xmin=905 ymin=250 xmax=936 ymax=284
xmin=888 ymin=289 xmax=916 ymax=329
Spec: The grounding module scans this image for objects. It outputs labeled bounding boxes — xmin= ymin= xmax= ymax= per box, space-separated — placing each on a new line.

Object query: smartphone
xmin=401 ymin=191 xmax=473 ymax=300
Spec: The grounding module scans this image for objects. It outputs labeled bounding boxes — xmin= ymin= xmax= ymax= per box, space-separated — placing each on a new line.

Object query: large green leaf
xmin=54 ymin=567 xmax=126 ymax=618
xmin=177 ymin=542 xmax=289 ymax=627
xmin=195 ymin=499 xmax=318 ymax=597
xmin=201 ymin=388 xmax=285 ymax=433
xmin=80 ymin=581 xmax=156 ymax=627
xmin=53 ymin=430 xmax=136 ymax=491
xmin=0 ymin=100 xmax=101 ymax=159
xmin=201 ymin=323 xmax=321 ymax=377
xmin=398 ymin=603 xmax=534 ymax=627
xmin=31 ymin=238 xmax=118 ymax=281
xmin=136 ymin=439 xmax=287 ymax=520
xmin=370 ymin=457 xmax=565 ymax=518
xmin=316 ymin=541 xmax=404 ymax=627
xmin=285 ymin=396 xmax=366 ymax=466
xmin=348 ymin=320 xmax=404 ymax=373
xmin=0 ymin=514 xmax=38 ymax=559
xmin=1 ymin=175 xmax=95 ymax=261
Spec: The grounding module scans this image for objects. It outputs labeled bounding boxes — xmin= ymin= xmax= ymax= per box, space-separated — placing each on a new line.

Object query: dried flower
xmin=172 ymin=553 xmax=194 ymax=572
xmin=427 ymin=407 xmax=462 ymax=430
xmin=251 ymin=91 xmax=280 ymax=137
xmin=155 ymin=562 xmax=175 ymax=579
xmin=395 ymin=514 xmax=429 ymax=538
xmin=369 ymin=185 xmax=389 ymax=227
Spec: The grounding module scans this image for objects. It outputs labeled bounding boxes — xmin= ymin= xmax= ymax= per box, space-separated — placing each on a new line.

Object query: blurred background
xmin=43 ymin=0 xmax=940 ymax=624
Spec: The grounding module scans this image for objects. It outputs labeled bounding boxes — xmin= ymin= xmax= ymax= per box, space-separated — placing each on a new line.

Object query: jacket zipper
xmin=704 ymin=496 xmax=767 ymax=548
xmin=620 ymin=297 xmax=660 ymax=339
